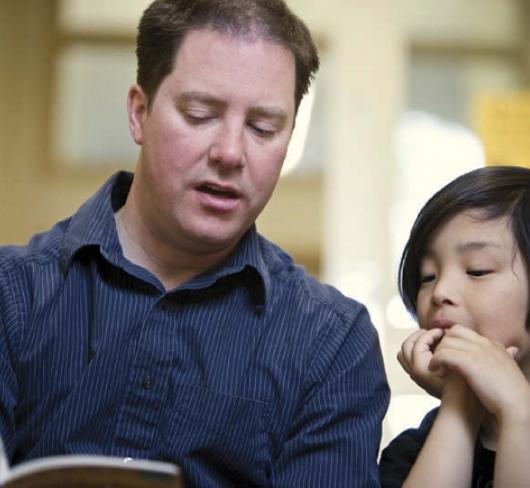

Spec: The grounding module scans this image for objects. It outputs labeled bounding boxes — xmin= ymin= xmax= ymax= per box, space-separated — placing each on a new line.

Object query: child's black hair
xmin=399 ymin=165 xmax=530 ymax=317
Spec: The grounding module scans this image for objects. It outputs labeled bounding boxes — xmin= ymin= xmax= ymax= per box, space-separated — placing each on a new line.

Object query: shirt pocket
xmin=162 ymin=383 xmax=272 ymax=483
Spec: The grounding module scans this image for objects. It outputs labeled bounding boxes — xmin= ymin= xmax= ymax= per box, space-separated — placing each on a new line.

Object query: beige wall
xmin=1 ymin=1 xmax=106 ymax=244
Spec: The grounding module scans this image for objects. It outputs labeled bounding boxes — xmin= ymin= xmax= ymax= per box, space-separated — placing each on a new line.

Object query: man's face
xmin=127 ymin=28 xmax=296 ymax=256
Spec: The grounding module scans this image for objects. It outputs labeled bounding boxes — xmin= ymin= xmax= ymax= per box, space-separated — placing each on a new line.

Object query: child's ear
xmin=127 ymin=84 xmax=148 ymax=145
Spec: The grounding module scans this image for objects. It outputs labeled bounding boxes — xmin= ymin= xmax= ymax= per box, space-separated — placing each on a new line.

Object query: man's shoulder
xmin=0 ymin=218 xmax=71 ymax=274
xmin=0 ymin=172 xmax=122 ymax=277
xmin=257 ymin=234 xmax=367 ymax=322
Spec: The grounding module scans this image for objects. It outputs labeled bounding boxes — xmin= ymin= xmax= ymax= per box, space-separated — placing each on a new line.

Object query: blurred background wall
xmin=2 ymin=0 xmax=530 ymax=448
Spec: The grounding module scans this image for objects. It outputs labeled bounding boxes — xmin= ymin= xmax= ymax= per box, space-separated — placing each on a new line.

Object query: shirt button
xmin=142 ymin=375 xmax=153 ymax=390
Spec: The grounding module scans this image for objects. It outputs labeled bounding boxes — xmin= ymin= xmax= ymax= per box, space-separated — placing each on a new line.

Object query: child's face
xmin=416 ymin=210 xmax=530 ymax=356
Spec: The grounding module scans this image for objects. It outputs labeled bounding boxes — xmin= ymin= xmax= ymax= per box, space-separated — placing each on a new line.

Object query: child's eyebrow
xmin=455 ymin=241 xmax=501 ymax=253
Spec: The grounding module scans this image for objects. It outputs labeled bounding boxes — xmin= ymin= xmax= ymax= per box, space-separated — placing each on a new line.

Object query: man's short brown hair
xmin=136 ymin=0 xmax=320 ymax=112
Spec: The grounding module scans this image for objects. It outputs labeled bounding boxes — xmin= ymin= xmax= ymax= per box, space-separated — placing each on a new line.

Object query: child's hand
xmin=429 ymin=324 xmax=530 ymax=424
xmin=398 ymin=328 xmax=446 ymax=397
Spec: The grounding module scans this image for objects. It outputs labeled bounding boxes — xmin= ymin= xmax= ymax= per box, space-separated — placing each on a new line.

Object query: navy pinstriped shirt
xmin=0 ymin=172 xmax=389 ymax=486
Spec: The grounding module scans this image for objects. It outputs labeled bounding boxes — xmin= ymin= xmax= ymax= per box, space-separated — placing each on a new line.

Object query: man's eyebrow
xmin=178 ymin=91 xmax=225 ymax=109
xmin=248 ymin=106 xmax=288 ymax=123
xmin=178 ymin=91 xmax=288 ymax=122
xmin=455 ymin=241 xmax=501 ymax=253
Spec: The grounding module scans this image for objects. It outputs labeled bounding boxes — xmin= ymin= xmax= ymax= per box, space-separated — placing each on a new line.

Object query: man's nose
xmin=209 ymin=122 xmax=245 ymax=169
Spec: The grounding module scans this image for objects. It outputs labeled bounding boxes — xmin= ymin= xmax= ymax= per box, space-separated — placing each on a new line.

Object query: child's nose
xmin=431 ymin=275 xmax=457 ymax=306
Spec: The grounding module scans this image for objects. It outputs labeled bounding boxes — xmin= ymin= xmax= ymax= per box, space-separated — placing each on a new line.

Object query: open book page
xmin=0 ymin=436 xmax=8 ymax=484
xmin=0 ymin=438 xmax=184 ymax=488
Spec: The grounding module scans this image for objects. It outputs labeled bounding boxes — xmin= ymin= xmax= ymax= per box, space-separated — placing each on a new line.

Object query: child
xmin=380 ymin=165 xmax=530 ymax=487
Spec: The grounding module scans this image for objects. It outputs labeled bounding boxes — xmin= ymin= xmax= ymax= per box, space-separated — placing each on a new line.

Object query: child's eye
xmin=420 ymin=274 xmax=435 ymax=284
xmin=466 ymin=269 xmax=493 ymax=277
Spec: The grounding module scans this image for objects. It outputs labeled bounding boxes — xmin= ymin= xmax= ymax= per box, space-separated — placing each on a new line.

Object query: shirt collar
xmin=60 ymin=171 xmax=129 ymax=272
xmin=161 ymin=226 xmax=271 ymax=308
xmin=59 ymin=171 xmax=270 ymax=307
xmin=201 ymin=226 xmax=271 ymax=308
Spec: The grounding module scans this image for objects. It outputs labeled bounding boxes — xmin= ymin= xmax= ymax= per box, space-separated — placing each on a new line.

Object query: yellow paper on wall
xmin=474 ymin=92 xmax=530 ymax=168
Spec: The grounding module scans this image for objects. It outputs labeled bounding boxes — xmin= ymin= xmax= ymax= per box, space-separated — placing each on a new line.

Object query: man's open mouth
xmin=197 ymin=184 xmax=239 ymax=199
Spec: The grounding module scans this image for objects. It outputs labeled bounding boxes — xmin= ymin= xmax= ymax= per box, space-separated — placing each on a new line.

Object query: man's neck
xmin=114 ymin=205 xmax=236 ymax=291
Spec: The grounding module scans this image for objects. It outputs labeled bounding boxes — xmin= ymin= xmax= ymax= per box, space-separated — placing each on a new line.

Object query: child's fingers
xmin=437 ymin=326 xmax=520 ymax=365
xmin=398 ymin=329 xmax=427 ymax=372
xmin=429 ymin=333 xmax=519 ymax=386
xmin=432 ymin=329 xmax=511 ymax=365
xmin=417 ymin=328 xmax=444 ymax=348
xmin=441 ymin=324 xmax=487 ymax=342
xmin=430 ymin=342 xmax=529 ymax=417
xmin=420 ymin=325 xmax=527 ymax=417
xmin=431 ymin=327 xmax=502 ymax=360
xmin=430 ymin=364 xmax=448 ymax=378
xmin=410 ymin=329 xmax=444 ymax=367
xmin=398 ymin=328 xmax=446 ymax=397
xmin=431 ymin=335 xmax=474 ymax=355
xmin=399 ymin=328 xmax=443 ymax=370
xmin=400 ymin=329 xmax=428 ymax=357
xmin=396 ymin=349 xmax=409 ymax=374
xmin=428 ymin=334 xmax=486 ymax=369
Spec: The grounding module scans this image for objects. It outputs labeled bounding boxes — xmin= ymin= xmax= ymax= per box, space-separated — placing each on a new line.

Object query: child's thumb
xmin=506 ymin=346 xmax=519 ymax=358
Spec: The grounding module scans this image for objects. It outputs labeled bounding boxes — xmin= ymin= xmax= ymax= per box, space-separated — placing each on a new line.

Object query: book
xmin=0 ymin=439 xmax=184 ymax=488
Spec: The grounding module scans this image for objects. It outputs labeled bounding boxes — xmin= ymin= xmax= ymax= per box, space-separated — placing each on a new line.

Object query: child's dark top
xmin=379 ymin=408 xmax=495 ymax=488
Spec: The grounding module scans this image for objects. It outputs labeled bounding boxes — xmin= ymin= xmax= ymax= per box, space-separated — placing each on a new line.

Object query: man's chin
xmin=186 ymin=230 xmax=244 ymax=257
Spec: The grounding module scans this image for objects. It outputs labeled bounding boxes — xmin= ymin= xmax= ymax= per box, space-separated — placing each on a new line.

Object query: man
xmin=0 ymin=0 xmax=389 ymax=485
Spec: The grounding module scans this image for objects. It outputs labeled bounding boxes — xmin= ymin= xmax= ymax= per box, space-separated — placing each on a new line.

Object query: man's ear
xmin=127 ymin=84 xmax=148 ymax=145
